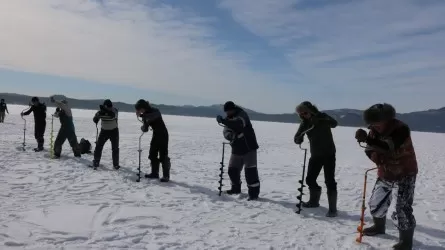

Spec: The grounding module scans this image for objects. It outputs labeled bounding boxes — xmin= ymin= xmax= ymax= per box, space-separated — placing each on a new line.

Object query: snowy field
xmin=0 ymin=104 xmax=444 ymax=250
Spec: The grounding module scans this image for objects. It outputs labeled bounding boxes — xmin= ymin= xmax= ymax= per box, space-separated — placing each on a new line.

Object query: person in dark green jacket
xmin=50 ymin=96 xmax=81 ymax=158
xmin=294 ymin=101 xmax=338 ymax=217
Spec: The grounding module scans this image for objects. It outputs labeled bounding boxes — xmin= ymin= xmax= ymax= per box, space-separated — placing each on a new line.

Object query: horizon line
xmin=0 ymin=92 xmax=443 ymax=115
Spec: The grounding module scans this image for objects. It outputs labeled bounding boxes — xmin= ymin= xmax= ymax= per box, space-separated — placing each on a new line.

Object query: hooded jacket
xmin=294 ymin=102 xmax=337 ymax=157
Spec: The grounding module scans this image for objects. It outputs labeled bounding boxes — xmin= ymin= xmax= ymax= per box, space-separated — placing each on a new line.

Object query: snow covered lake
xmin=1 ymin=104 xmax=444 ymax=249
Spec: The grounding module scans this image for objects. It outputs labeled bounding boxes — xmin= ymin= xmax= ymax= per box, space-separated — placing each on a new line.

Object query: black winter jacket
xmin=140 ymin=107 xmax=168 ymax=137
xmin=294 ymin=112 xmax=337 ymax=157
xmin=222 ymin=108 xmax=259 ymax=155
xmin=23 ymin=103 xmax=47 ymax=124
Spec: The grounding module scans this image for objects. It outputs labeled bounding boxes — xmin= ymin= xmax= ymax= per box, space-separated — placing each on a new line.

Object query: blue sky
xmin=0 ymin=0 xmax=444 ymax=113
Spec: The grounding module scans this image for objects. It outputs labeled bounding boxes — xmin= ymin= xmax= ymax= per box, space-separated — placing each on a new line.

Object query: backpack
xmin=79 ymin=138 xmax=92 ymax=154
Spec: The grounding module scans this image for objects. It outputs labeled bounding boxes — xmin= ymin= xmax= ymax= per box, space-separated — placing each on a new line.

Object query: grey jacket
xmin=94 ymin=107 xmax=118 ymax=130
xmin=54 ymin=100 xmax=72 ymax=117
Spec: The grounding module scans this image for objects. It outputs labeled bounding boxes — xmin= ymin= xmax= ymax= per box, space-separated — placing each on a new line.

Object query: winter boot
xmin=73 ymin=145 xmax=81 ymax=158
xmin=326 ymin=190 xmax=338 ymax=217
xmin=34 ymin=147 xmax=44 ymax=152
xmin=247 ymin=184 xmax=260 ymax=201
xmin=53 ymin=152 xmax=61 ymax=159
xmin=145 ymin=160 xmax=160 ymax=179
xmin=112 ymin=148 xmax=119 ymax=169
xmin=363 ymin=217 xmax=386 ymax=236
xmin=92 ymin=159 xmax=100 ymax=170
xmin=393 ymin=228 xmax=414 ymax=250
xmin=226 ymin=184 xmax=241 ymax=195
xmin=302 ymin=188 xmax=321 ymax=208
xmin=160 ymin=158 xmax=171 ymax=182
xmin=113 ymin=165 xmax=120 ymax=170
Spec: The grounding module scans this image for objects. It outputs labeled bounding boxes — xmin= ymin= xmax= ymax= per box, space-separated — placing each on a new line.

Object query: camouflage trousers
xmin=368 ymin=175 xmax=416 ymax=230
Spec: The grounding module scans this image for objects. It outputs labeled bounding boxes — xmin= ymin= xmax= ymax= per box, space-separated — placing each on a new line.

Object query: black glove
xmin=93 ymin=116 xmax=99 ymax=124
xmin=141 ymin=125 xmax=149 ymax=132
xmin=216 ymin=115 xmax=224 ymax=124
xmin=294 ymin=134 xmax=304 ymax=144
xmin=355 ymin=129 xmax=368 ymax=142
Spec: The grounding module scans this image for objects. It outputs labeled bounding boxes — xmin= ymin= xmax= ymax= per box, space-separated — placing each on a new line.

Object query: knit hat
xmin=363 ymin=103 xmax=396 ymax=124
xmin=223 ymin=101 xmax=237 ymax=112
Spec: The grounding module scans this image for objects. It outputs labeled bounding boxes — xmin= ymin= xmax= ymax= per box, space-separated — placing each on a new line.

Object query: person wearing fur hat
xmin=92 ymin=99 xmax=120 ymax=169
xmin=294 ymin=101 xmax=338 ymax=217
xmin=135 ymin=99 xmax=171 ymax=182
xmin=216 ymin=101 xmax=260 ymax=200
xmin=51 ymin=96 xmax=81 ymax=158
xmin=21 ymin=97 xmax=47 ymax=151
xmin=355 ymin=103 xmax=417 ymax=250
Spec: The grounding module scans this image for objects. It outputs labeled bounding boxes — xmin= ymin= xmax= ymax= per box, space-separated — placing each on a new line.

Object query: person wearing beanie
xmin=294 ymin=101 xmax=338 ymax=217
xmin=0 ymin=98 xmax=9 ymax=123
xmin=135 ymin=99 xmax=171 ymax=182
xmin=355 ymin=103 xmax=418 ymax=249
xmin=92 ymin=99 xmax=120 ymax=170
xmin=21 ymin=97 xmax=47 ymax=151
xmin=216 ymin=101 xmax=260 ymax=200
xmin=50 ymin=96 xmax=81 ymax=158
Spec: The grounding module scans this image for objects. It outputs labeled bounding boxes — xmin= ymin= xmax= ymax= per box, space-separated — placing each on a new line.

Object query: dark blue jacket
xmin=222 ymin=108 xmax=259 ymax=155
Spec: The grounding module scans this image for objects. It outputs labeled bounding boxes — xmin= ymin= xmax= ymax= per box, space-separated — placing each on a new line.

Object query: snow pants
xmin=54 ymin=126 xmax=80 ymax=157
xmin=35 ymin=121 xmax=46 ymax=149
xmin=0 ymin=112 xmax=5 ymax=123
xmin=94 ymin=128 xmax=119 ymax=166
xmin=306 ymin=154 xmax=337 ymax=192
xmin=228 ymin=150 xmax=260 ymax=198
xmin=149 ymin=133 xmax=169 ymax=165
xmin=368 ymin=175 xmax=416 ymax=230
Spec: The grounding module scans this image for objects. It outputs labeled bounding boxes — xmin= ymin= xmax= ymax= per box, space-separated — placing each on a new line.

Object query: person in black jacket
xmin=216 ymin=101 xmax=260 ymax=200
xmin=135 ymin=99 xmax=171 ymax=182
xmin=21 ymin=97 xmax=47 ymax=151
xmin=294 ymin=101 xmax=338 ymax=217
xmin=0 ymin=99 xmax=9 ymax=123
xmin=92 ymin=99 xmax=120 ymax=169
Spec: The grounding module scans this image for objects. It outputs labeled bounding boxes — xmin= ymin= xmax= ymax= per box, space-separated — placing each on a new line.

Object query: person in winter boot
xmin=92 ymin=99 xmax=120 ymax=170
xmin=294 ymin=101 xmax=338 ymax=217
xmin=216 ymin=101 xmax=260 ymax=200
xmin=355 ymin=103 xmax=417 ymax=250
xmin=51 ymin=96 xmax=81 ymax=158
xmin=0 ymin=99 xmax=9 ymax=123
xmin=21 ymin=97 xmax=47 ymax=152
xmin=135 ymin=99 xmax=171 ymax=182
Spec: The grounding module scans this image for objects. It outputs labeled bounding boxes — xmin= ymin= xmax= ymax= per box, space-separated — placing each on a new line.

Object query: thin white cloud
xmin=220 ymin=0 xmax=445 ymax=110
xmin=0 ymin=0 xmax=300 ymax=113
